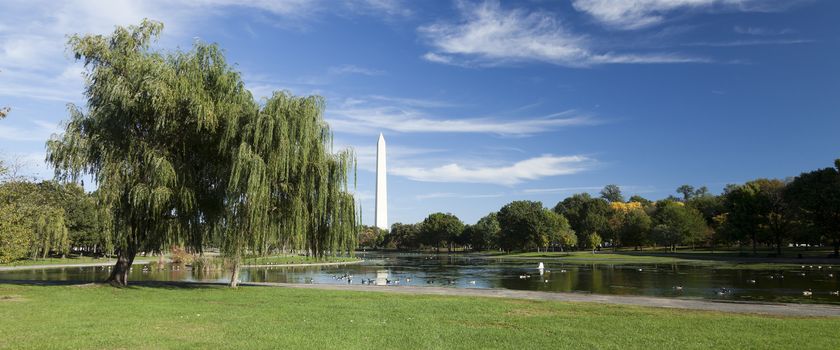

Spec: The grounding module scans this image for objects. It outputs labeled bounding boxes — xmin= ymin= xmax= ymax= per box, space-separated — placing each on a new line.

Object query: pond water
xmin=2 ymin=252 xmax=839 ymax=305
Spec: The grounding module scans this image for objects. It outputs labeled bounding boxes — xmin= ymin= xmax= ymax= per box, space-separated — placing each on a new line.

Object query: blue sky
xmin=1 ymin=0 xmax=838 ymax=226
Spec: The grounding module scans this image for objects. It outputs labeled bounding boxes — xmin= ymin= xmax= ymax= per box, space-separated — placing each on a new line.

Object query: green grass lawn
xmin=241 ymin=255 xmax=360 ymax=265
xmin=0 ymin=284 xmax=837 ymax=349
xmin=0 ymin=255 xmax=160 ymax=267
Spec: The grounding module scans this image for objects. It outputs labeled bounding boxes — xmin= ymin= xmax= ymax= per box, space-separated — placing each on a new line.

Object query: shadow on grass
xmin=0 ymin=279 xmax=242 ymax=290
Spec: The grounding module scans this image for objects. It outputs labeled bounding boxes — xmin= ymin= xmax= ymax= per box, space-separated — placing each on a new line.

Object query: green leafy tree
xmin=0 ymin=202 xmax=31 ymax=263
xmin=469 ymin=212 xmax=501 ymax=251
xmin=47 ymin=20 xmax=356 ymax=287
xmin=497 ymin=201 xmax=555 ymax=252
xmin=600 ymin=184 xmax=624 ymax=203
xmin=676 ymin=185 xmax=696 ymax=201
xmin=357 ymin=225 xmax=386 ymax=249
xmin=785 ymin=159 xmax=840 ymax=257
xmin=620 ymin=209 xmax=652 ymax=250
xmin=0 ymin=180 xmax=71 ymax=261
xmin=584 ymin=233 xmax=602 ymax=253
xmin=652 ymin=202 xmax=708 ymax=251
xmin=694 ymin=186 xmax=710 ymax=198
xmin=628 ymin=195 xmax=652 ymax=206
xmin=723 ymin=179 xmax=791 ymax=254
xmin=387 ymin=222 xmax=421 ymax=250
xmin=544 ymin=210 xmax=576 ymax=252
xmin=554 ymin=193 xmax=610 ymax=245
xmin=420 ymin=213 xmax=464 ymax=252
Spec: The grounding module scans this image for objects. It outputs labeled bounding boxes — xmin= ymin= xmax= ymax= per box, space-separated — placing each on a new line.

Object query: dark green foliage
xmin=620 ymin=209 xmax=652 ymax=249
xmin=419 ymin=213 xmax=464 ymax=251
xmin=497 ymin=201 xmax=556 ymax=252
xmin=785 ymin=160 xmax=840 ymax=256
xmin=554 ymin=193 xmax=610 ymax=244
xmin=652 ymin=202 xmax=708 ymax=251
xmin=600 ymin=184 xmax=624 ymax=202
xmin=676 ymin=185 xmax=695 ymax=201
xmin=357 ymin=225 xmax=387 ymax=249
xmin=628 ymin=195 xmax=652 ymax=206
xmin=469 ymin=212 xmax=501 ymax=251
xmin=722 ymin=179 xmax=791 ymax=253
xmin=387 ymin=222 xmax=421 ymax=250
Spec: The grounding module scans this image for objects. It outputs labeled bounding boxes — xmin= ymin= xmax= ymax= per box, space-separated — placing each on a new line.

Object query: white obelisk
xmin=375 ymin=133 xmax=388 ymax=230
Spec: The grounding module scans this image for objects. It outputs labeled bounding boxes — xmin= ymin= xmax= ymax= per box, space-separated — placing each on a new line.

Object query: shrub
xmin=0 ymin=204 xmax=33 ymax=263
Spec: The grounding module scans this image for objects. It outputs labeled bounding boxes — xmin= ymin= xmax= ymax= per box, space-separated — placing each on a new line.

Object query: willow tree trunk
xmin=229 ymin=258 xmax=241 ymax=288
xmin=776 ymin=232 xmax=782 ymax=256
xmin=105 ymin=244 xmax=137 ymax=287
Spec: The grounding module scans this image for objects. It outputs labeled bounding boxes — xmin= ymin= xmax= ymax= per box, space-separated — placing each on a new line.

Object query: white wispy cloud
xmin=418 ymin=1 xmax=707 ymax=67
xmin=416 ymin=192 xmax=504 ymax=200
xmin=0 ymin=0 xmax=406 ymax=103
xmin=522 ymin=186 xmax=603 ymax=194
xmin=572 ymin=0 xmax=806 ymax=30
xmin=683 ymin=39 xmax=813 ymax=47
xmin=345 ymin=143 xmax=444 ymax=172
xmin=0 ymin=119 xmax=62 ymax=141
xmin=328 ymin=64 xmax=385 ymax=76
xmin=327 ymin=95 xmax=598 ymax=135
xmin=391 ymin=155 xmax=594 ymax=185
xmin=328 ymin=105 xmax=597 ymax=135
xmin=734 ymin=26 xmax=795 ymax=36
xmin=522 ymin=184 xmax=658 ymax=195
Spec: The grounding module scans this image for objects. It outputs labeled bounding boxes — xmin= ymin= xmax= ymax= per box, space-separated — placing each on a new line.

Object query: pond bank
xmin=0 ymin=259 xmax=363 ymax=271
xmin=2 ymin=279 xmax=838 ymax=317
xmin=244 ymin=281 xmax=840 ymax=317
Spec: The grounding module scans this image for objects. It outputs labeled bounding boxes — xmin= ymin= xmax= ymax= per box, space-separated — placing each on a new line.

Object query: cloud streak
xmin=391 ymin=155 xmax=594 ymax=185
xmin=418 ymin=1 xmax=707 ymax=67
xmin=572 ymin=0 xmax=806 ymax=30
xmin=415 ymin=192 xmax=504 ymax=200
xmin=327 ymin=95 xmax=599 ymax=136
xmin=0 ymin=119 xmax=61 ymax=142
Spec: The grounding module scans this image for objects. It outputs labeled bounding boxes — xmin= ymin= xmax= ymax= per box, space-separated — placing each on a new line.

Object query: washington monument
xmin=375 ymin=133 xmax=388 ymax=230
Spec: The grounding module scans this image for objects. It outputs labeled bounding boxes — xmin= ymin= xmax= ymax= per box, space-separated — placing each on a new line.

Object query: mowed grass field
xmin=1 ymin=284 xmax=838 ymax=349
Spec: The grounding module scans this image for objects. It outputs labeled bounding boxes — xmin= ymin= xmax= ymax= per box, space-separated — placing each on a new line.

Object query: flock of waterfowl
xmin=669 ymin=264 xmax=838 ymax=298
xmin=83 ymin=260 xmax=840 ymax=300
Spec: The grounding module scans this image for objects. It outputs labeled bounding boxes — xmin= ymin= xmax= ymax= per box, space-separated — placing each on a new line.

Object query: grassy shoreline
xmin=242 ymin=255 xmax=360 ymax=266
xmin=472 ymin=251 xmax=840 ymax=270
xmin=0 ymin=283 xmax=838 ymax=349
xmin=0 ymin=255 xmax=160 ymax=268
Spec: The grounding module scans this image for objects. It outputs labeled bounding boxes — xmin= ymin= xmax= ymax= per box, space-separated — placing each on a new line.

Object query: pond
xmin=2 ymin=252 xmax=839 ymax=305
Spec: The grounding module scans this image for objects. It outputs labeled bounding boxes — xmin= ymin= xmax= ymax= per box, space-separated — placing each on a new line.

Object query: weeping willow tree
xmin=48 ymin=20 xmax=356 ymax=287
xmin=31 ymin=208 xmax=70 ymax=259
xmin=224 ymin=93 xmax=357 ymax=287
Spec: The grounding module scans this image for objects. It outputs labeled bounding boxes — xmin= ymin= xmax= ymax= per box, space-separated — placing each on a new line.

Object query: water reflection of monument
xmin=375 ymin=269 xmax=389 ymax=286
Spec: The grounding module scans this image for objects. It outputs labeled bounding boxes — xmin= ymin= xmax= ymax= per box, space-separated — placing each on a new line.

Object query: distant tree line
xmin=0 ymin=165 xmax=110 ymax=264
xmin=361 ymin=159 xmax=840 ymax=257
